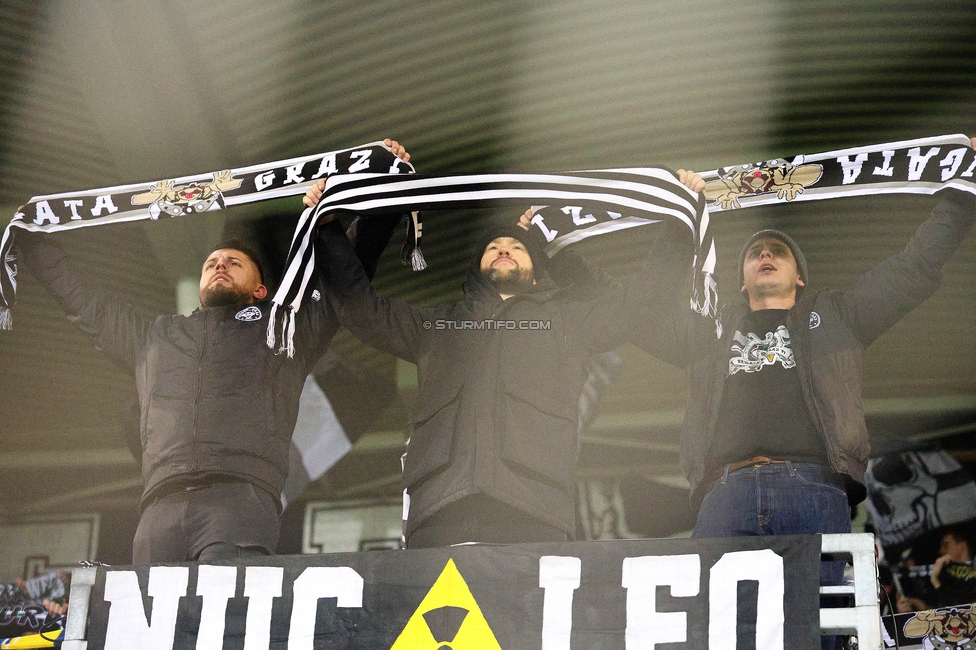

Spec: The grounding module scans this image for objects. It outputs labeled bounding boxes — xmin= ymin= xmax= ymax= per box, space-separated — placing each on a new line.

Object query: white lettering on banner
xmin=255 ymin=170 xmax=276 ymax=191
xmin=89 ymin=547 xmax=801 ymax=648
xmin=312 ymin=154 xmax=337 ymax=179
xmin=837 ymin=153 xmax=869 ymax=185
xmin=964 ymin=156 xmax=976 ymax=178
xmin=195 ymin=566 xmax=237 ymax=650
xmin=531 ymin=214 xmax=559 ymax=242
xmin=873 ymin=150 xmax=896 ymax=177
xmin=940 ymin=148 xmax=970 ymax=181
xmin=285 ymin=163 xmax=305 ymax=186
xmin=32 ymin=201 xmax=59 ymax=225
xmin=347 ymin=150 xmax=371 ymax=173
xmin=91 ymin=194 xmax=119 ymax=217
xmin=287 ymin=567 xmax=364 ymax=650
xmin=539 ymin=556 xmax=581 ymax=650
xmin=103 ymin=566 xmax=188 ymax=650
xmin=907 ymin=147 xmax=941 ymax=181
xmin=64 ymin=200 xmax=84 ymax=220
xmin=243 ymin=566 xmax=284 ymax=650
xmin=622 ymin=554 xmax=701 ymax=648
xmin=562 ymin=206 xmax=597 ymax=226
xmin=708 ymin=549 xmax=785 ymax=650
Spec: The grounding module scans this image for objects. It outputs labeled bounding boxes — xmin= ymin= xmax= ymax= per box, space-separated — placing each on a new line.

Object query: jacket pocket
xmin=500 ymin=388 xmax=578 ymax=488
xmin=402 ymin=385 xmax=462 ymax=487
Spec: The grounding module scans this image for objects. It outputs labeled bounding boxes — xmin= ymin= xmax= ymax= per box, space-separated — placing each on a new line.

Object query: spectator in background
xmin=930 ymin=527 xmax=976 ymax=608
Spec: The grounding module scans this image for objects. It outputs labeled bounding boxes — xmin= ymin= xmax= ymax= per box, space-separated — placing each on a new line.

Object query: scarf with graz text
xmin=273 ymin=134 xmax=976 ymax=354
xmin=0 ymin=141 xmax=415 ymax=330
xmin=5 ymin=134 xmax=975 ymax=353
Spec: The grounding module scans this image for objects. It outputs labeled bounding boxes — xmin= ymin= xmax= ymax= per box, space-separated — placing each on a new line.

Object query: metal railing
xmin=821 ymin=533 xmax=882 ymax=649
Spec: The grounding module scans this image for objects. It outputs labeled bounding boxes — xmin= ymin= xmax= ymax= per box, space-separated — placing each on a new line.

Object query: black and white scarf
xmin=266 ymin=167 xmax=710 ymax=355
xmin=272 ymin=134 xmax=976 ymax=353
xmin=0 ymin=141 xmax=415 ymax=329
xmin=5 ymin=134 xmax=975 ymax=351
xmin=699 ymin=133 xmax=976 ymax=211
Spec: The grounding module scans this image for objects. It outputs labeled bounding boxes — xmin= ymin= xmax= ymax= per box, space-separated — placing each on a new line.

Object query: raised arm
xmin=316 ymin=218 xmax=429 ymax=363
xmin=839 ymin=187 xmax=976 ymax=347
xmin=15 ymin=231 xmax=151 ymax=372
xmin=569 ymin=169 xmax=705 ymax=366
xmin=567 ymin=219 xmax=698 ymax=364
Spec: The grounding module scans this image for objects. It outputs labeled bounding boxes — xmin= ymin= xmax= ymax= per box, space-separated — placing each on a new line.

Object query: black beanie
xmin=472 ymin=225 xmax=549 ymax=274
xmin=737 ymin=229 xmax=808 ymax=293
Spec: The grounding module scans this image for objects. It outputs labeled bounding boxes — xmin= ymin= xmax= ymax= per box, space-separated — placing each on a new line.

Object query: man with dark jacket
xmin=629 ymin=139 xmax=976 ymax=549
xmin=17 ymin=140 xmax=411 ymax=563
xmin=313 ymin=170 xmax=705 ymax=548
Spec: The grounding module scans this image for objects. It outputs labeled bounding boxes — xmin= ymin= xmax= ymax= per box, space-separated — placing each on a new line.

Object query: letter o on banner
xmin=709 ymin=549 xmax=785 ymax=650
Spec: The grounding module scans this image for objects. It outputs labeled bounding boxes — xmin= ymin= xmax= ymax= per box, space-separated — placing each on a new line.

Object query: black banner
xmin=76 ymin=535 xmax=821 ymax=650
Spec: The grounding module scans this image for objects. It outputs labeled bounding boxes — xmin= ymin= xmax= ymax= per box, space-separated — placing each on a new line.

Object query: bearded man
xmin=311 ymin=168 xmax=705 ymax=547
xmin=17 ymin=140 xmax=411 ymax=563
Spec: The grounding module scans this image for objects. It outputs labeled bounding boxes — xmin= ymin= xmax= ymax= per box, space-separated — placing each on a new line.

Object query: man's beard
xmin=484 ymin=266 xmax=534 ymax=294
xmin=200 ymin=283 xmax=253 ymax=308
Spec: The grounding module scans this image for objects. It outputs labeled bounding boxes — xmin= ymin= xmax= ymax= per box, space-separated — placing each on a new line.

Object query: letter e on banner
xmin=622 ymin=554 xmax=701 ymax=647
xmin=539 ymin=556 xmax=581 ymax=650
xmin=709 ymin=549 xmax=785 ymax=650
xmin=103 ymin=567 xmax=188 ymax=650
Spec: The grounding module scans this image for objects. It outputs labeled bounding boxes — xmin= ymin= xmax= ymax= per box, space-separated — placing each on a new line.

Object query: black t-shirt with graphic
xmin=706 ymin=309 xmax=828 ymax=472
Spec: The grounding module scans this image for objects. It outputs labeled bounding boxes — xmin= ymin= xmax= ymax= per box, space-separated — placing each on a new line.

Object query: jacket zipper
xmin=792 ymin=308 xmax=836 ymax=471
xmin=189 ymin=309 xmax=210 ymax=472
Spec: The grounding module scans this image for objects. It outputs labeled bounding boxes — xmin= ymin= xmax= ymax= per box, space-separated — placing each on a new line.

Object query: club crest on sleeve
xmin=235 ymin=306 xmax=262 ymax=322
xmin=311 ymin=289 xmax=321 ymax=302
xmin=809 ymin=311 xmax=821 ymax=329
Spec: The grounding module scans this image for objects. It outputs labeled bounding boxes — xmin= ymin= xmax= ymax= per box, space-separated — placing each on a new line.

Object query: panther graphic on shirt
xmin=728 ymin=325 xmax=794 ymax=374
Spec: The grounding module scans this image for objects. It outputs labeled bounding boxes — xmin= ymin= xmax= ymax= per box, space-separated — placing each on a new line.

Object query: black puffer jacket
xmin=318 ymin=220 xmax=661 ymax=538
xmin=629 ymin=192 xmax=976 ymax=506
xmin=18 ymin=217 xmax=399 ymax=508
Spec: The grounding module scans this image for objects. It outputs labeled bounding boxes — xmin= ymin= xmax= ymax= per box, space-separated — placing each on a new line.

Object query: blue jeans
xmin=692 ymin=462 xmax=851 ymax=649
xmin=692 ymin=461 xmax=851 ymax=580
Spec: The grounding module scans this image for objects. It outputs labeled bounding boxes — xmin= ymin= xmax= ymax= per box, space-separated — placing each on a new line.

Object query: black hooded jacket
xmin=318 ymin=220 xmax=666 ymax=538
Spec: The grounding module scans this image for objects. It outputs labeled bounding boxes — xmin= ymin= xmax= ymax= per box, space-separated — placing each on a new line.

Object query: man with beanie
xmin=312 ymin=171 xmax=705 ymax=547
xmin=630 ymin=138 xmax=976 ymax=549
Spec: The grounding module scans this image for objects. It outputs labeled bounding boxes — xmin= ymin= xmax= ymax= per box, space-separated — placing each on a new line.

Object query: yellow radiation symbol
xmin=390 ymin=558 xmax=502 ymax=650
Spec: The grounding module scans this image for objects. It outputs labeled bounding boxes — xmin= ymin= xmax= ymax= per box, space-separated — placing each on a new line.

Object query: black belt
xmin=704 ymin=455 xmax=790 ymax=484
xmin=147 ymin=474 xmax=249 ymax=503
